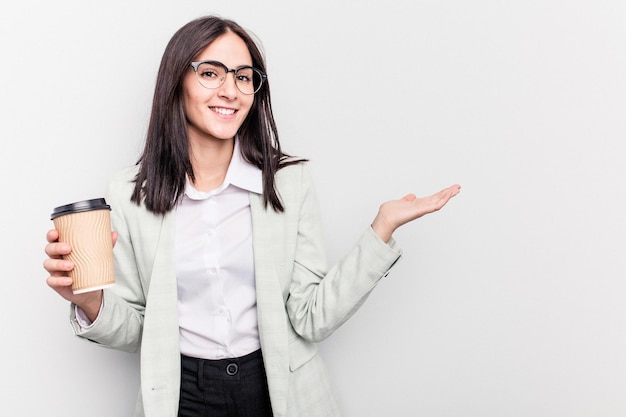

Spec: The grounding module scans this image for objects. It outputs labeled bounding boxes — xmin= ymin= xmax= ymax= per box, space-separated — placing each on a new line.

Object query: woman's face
xmin=182 ymin=31 xmax=255 ymax=144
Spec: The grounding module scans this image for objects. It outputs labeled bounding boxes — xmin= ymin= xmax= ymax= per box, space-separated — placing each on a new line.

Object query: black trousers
xmin=178 ymin=349 xmax=273 ymax=417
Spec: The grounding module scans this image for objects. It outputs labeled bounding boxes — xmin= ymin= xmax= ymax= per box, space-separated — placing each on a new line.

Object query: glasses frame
xmin=189 ymin=60 xmax=267 ymax=95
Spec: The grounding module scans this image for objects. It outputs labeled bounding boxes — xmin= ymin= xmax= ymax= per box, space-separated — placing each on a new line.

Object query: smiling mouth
xmin=210 ymin=107 xmax=236 ymax=115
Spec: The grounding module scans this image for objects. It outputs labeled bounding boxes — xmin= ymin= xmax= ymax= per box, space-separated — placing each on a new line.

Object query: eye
xmin=196 ymin=62 xmax=225 ymax=80
xmin=200 ymin=69 xmax=219 ymax=79
xmin=236 ymin=68 xmax=254 ymax=83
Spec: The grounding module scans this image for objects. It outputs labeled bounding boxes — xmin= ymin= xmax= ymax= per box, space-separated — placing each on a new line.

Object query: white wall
xmin=2 ymin=1 xmax=625 ymax=416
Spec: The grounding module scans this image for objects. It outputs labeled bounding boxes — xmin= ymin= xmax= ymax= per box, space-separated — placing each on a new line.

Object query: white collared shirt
xmin=175 ymin=140 xmax=263 ymax=359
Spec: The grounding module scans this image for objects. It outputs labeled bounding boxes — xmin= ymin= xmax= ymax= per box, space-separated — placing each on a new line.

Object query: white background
xmin=2 ymin=1 xmax=625 ymax=416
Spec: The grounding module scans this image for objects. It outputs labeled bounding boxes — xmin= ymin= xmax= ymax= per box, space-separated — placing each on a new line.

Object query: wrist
xmin=371 ymin=216 xmax=394 ymax=243
xmin=75 ymin=290 xmax=104 ymax=323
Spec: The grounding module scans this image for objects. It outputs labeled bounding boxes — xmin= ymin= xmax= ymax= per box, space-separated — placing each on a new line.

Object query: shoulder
xmin=275 ymin=160 xmax=313 ymax=187
xmin=274 ymin=160 xmax=317 ymax=200
xmin=274 ymin=160 xmax=319 ymax=210
xmin=105 ymin=165 xmax=140 ymax=208
xmin=106 ymin=165 xmax=139 ymax=194
xmin=109 ymin=165 xmax=139 ymax=185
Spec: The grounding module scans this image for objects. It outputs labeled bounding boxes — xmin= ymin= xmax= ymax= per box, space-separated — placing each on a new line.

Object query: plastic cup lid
xmin=51 ymin=198 xmax=111 ymax=220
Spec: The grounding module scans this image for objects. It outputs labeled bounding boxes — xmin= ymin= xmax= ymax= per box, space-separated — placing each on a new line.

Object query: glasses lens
xmin=235 ymin=67 xmax=264 ymax=95
xmin=194 ymin=62 xmax=264 ymax=94
xmin=196 ymin=62 xmax=226 ymax=89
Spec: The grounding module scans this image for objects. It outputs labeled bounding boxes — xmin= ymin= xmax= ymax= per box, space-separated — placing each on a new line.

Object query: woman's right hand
xmin=43 ymin=229 xmax=117 ymax=322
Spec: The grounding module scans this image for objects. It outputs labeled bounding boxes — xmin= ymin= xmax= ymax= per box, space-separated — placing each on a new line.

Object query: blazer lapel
xmin=250 ymin=193 xmax=290 ymax=417
xmin=139 ymin=211 xmax=181 ymax=417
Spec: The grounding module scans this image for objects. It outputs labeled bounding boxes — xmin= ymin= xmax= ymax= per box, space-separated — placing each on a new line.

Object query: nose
xmin=218 ymin=70 xmax=238 ymax=98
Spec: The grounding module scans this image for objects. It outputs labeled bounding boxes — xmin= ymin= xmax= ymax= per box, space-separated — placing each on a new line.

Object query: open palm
xmin=371 ymin=184 xmax=461 ymax=242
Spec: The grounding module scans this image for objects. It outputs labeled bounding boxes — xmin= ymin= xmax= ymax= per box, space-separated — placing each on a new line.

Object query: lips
xmin=210 ymin=107 xmax=236 ymax=115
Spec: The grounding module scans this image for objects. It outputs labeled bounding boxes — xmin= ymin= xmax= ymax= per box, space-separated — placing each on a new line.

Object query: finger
xmin=112 ymin=231 xmax=118 ymax=247
xmin=46 ymin=275 xmax=73 ymax=289
xmin=43 ymin=257 xmax=74 ymax=275
xmin=445 ymin=184 xmax=461 ymax=196
xmin=433 ymin=185 xmax=461 ymax=209
xmin=435 ymin=184 xmax=460 ymax=200
xmin=45 ymin=241 xmax=72 ymax=258
xmin=46 ymin=229 xmax=60 ymax=243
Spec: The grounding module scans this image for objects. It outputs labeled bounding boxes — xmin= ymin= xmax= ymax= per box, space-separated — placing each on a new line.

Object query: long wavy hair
xmin=131 ymin=16 xmax=304 ymax=215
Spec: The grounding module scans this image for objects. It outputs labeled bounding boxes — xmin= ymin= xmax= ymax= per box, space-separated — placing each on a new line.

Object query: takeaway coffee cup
xmin=50 ymin=198 xmax=114 ymax=294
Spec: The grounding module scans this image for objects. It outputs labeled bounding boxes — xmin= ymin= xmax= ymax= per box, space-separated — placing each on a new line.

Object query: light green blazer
xmin=70 ymin=162 xmax=402 ymax=417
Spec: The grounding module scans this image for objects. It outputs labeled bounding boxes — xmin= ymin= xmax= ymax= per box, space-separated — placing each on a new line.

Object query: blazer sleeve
xmin=69 ymin=167 xmax=147 ymax=353
xmin=285 ymin=164 xmax=402 ymax=342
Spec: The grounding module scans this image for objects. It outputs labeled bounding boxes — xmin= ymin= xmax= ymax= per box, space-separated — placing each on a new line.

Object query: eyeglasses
xmin=189 ymin=60 xmax=267 ymax=95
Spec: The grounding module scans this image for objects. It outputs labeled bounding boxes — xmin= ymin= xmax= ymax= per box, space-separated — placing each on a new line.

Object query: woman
xmin=44 ymin=15 xmax=460 ymax=417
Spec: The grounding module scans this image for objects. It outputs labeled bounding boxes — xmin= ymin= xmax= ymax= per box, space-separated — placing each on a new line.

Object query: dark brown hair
xmin=131 ymin=16 xmax=303 ymax=214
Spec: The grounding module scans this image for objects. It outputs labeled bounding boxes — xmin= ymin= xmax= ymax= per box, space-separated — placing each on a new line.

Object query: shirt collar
xmin=184 ymin=138 xmax=263 ymax=200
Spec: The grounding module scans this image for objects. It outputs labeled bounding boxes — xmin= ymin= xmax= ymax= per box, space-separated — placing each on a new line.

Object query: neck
xmin=188 ymin=137 xmax=235 ymax=192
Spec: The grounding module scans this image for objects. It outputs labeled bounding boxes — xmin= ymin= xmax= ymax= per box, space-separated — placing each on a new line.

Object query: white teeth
xmin=211 ymin=107 xmax=235 ymax=115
